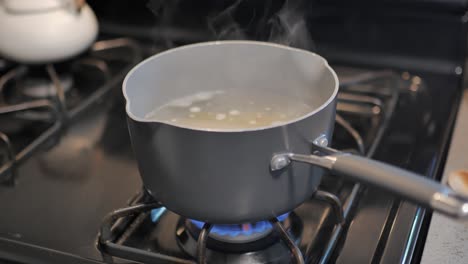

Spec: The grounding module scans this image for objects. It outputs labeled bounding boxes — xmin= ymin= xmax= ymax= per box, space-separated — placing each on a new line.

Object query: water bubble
xmin=215 ymin=113 xmax=227 ymax=120
xmin=170 ymin=98 xmax=193 ymax=107
xmin=195 ymin=91 xmax=215 ymax=100
xmin=190 ymin=106 xmax=201 ymax=113
xmin=171 ymin=119 xmax=178 ymax=122
xmin=256 ymin=113 xmax=263 ymax=118
xmin=249 ymin=120 xmax=257 ymax=125
xmin=248 ymin=101 xmax=255 ymax=105
xmin=229 ymin=110 xmax=240 ymax=116
xmin=265 ymin=107 xmax=272 ymax=111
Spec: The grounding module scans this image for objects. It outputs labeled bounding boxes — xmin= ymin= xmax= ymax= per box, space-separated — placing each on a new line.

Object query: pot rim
xmin=123 ymin=40 xmax=339 ymax=133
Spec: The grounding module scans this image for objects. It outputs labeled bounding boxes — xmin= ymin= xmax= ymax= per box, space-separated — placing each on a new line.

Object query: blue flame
xmin=151 ymin=207 xmax=167 ymax=222
xmin=190 ymin=213 xmax=289 ymax=237
xmin=150 ymin=207 xmax=289 ymax=238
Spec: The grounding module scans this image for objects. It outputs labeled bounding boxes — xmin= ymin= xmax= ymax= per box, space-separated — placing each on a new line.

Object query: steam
xmin=147 ymin=0 xmax=181 ymax=47
xmin=266 ymin=0 xmax=315 ymax=50
xmin=146 ymin=0 xmax=315 ymax=51
xmin=207 ymin=0 xmax=246 ymax=40
xmin=207 ymin=0 xmax=316 ymax=51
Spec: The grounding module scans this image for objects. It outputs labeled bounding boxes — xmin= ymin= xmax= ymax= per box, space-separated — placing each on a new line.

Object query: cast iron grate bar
xmin=196 ymin=223 xmax=212 ymax=264
xmin=98 ymin=203 xmax=196 ymax=264
xmin=271 ymin=218 xmax=305 ymax=264
xmin=316 ymin=70 xmax=401 ymax=264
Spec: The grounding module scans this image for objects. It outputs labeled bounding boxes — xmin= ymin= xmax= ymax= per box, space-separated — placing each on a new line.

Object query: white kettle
xmin=0 ymin=0 xmax=98 ymax=64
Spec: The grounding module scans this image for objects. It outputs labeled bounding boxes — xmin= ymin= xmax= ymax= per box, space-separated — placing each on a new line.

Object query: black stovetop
xmin=0 ymin=54 xmax=463 ymax=263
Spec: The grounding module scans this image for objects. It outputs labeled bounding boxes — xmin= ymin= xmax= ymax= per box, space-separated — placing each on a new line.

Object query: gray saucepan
xmin=123 ymin=41 xmax=468 ymax=224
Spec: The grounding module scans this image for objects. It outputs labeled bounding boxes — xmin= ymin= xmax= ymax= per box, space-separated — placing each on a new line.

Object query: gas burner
xmin=98 ymin=198 xmax=305 ymax=264
xmin=186 ymin=213 xmax=289 ymax=244
xmin=177 ymin=215 xmax=302 ymax=264
xmin=0 ymin=38 xmax=141 ymax=184
xmin=175 ymin=212 xmax=301 ymax=260
xmin=21 ymin=74 xmax=73 ymax=99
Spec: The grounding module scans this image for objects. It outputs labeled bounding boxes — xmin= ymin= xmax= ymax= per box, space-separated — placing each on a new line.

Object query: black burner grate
xmin=0 ymin=39 xmax=141 ymax=185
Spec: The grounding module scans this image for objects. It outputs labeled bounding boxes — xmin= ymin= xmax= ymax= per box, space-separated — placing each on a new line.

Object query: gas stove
xmin=0 ymin=62 xmax=450 ymax=264
xmin=0 ymin=1 xmax=467 ymax=264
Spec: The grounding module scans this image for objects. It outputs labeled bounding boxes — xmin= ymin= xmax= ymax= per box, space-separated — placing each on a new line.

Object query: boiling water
xmin=144 ymin=91 xmax=315 ymax=130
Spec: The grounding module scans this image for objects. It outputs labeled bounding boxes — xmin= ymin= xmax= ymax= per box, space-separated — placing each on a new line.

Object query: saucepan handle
xmin=271 ymin=152 xmax=468 ymax=219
